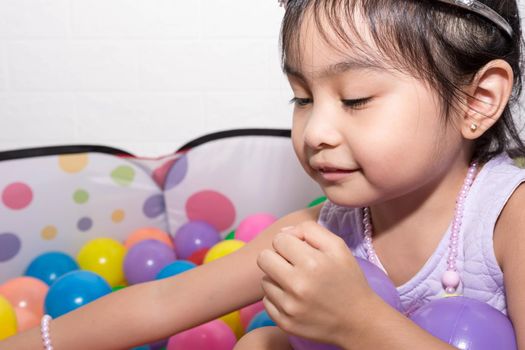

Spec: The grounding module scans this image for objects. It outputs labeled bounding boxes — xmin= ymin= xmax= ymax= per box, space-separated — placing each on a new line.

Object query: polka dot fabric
xmin=164 ymin=136 xmax=322 ymax=238
xmin=0 ymin=153 xmax=167 ymax=282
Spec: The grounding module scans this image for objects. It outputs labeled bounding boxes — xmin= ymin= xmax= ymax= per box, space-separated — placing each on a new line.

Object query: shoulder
xmin=493 ymin=182 xmax=525 ymax=267
xmin=493 ymin=182 xmax=525 ymax=347
xmin=278 ymin=202 xmax=324 ymax=226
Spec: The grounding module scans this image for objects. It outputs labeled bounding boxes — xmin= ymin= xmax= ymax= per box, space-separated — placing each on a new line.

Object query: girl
xmin=2 ymin=0 xmax=525 ymax=349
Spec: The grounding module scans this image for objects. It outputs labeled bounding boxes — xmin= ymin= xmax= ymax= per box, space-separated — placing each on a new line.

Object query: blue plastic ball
xmin=246 ymin=310 xmax=276 ymax=332
xmin=44 ymin=270 xmax=111 ymax=318
xmin=25 ymin=252 xmax=79 ymax=286
xmin=156 ymin=260 xmax=196 ymax=280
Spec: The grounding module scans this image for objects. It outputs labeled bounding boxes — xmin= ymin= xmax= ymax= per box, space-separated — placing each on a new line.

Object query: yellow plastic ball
xmin=203 ymin=239 xmax=245 ymax=264
xmin=0 ymin=295 xmax=17 ymax=340
xmin=219 ymin=310 xmax=244 ymax=339
xmin=77 ymin=238 xmax=127 ymax=287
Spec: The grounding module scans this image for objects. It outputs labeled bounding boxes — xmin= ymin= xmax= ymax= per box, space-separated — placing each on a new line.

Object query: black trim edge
xmin=0 ymin=145 xmax=133 ymax=162
xmin=176 ymin=128 xmax=292 ymax=153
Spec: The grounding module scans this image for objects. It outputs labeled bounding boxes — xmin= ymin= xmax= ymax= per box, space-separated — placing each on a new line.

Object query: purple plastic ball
xmin=355 ymin=257 xmax=401 ymax=310
xmin=173 ymin=221 xmax=221 ymax=259
xmin=124 ymin=239 xmax=176 ymax=284
xmin=410 ymin=296 xmax=517 ymax=350
xmin=289 ymin=257 xmax=401 ymax=350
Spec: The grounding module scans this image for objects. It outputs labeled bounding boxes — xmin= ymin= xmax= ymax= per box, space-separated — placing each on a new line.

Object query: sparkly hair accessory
xmin=277 ymin=0 xmax=513 ymax=38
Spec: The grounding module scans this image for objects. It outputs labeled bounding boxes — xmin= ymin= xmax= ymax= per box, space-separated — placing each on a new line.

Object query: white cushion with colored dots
xmin=0 ymin=152 xmax=168 ymax=283
xmin=163 ymin=131 xmax=323 ymax=238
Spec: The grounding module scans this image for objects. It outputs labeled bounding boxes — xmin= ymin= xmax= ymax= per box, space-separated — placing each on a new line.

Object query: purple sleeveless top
xmin=318 ymin=154 xmax=525 ymax=315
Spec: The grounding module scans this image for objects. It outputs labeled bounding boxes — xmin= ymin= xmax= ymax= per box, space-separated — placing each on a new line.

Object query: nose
xmin=302 ymin=104 xmax=342 ymax=150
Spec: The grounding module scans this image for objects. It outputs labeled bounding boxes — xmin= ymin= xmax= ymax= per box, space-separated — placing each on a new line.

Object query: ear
xmin=461 ymin=59 xmax=514 ymax=140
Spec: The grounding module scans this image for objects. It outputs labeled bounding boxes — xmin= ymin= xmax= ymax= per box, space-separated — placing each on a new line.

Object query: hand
xmin=257 ymin=222 xmax=379 ymax=345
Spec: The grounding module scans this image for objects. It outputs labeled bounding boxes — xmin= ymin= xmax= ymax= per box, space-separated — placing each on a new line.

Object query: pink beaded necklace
xmin=362 ymin=162 xmax=479 ymax=295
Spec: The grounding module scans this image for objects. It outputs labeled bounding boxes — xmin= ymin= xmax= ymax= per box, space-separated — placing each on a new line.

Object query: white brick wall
xmin=1 ymin=1 xmax=524 ymax=157
xmin=0 ymin=0 xmax=292 ymax=156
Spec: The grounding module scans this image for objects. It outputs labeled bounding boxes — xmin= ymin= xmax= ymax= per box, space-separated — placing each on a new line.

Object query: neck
xmin=369 ymin=154 xmax=474 ymax=240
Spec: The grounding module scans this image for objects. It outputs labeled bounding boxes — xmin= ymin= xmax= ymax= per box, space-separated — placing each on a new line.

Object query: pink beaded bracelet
xmin=40 ymin=314 xmax=54 ymax=350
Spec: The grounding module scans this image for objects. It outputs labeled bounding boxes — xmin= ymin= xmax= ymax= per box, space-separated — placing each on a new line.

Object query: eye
xmin=342 ymin=97 xmax=372 ymax=109
xmin=289 ymin=97 xmax=312 ymax=107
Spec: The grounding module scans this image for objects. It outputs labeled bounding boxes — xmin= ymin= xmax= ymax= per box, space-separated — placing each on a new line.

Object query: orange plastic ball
xmin=124 ymin=227 xmax=173 ymax=249
xmin=0 ymin=276 xmax=48 ymax=317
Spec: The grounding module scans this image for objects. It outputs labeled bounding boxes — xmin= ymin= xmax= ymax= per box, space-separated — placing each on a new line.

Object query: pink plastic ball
xmin=235 ymin=213 xmax=276 ymax=242
xmin=167 ymin=319 xmax=236 ymax=350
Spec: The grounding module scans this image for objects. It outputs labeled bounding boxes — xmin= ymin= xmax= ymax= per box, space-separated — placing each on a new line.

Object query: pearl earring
xmin=470 ymin=123 xmax=478 ymax=132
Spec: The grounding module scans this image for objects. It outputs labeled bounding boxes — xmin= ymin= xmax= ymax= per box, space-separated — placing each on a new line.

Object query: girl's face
xmin=288 ymin=16 xmax=469 ymax=208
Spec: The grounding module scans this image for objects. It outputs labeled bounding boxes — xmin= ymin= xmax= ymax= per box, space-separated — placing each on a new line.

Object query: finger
xmin=280 ymin=226 xmax=305 ymax=240
xmin=257 ymin=249 xmax=295 ymax=289
xmin=273 ymin=232 xmax=320 ymax=267
xmin=261 ymin=275 xmax=289 ymax=316
xmin=262 ymin=296 xmax=282 ymax=325
xmin=297 ymin=221 xmax=344 ymax=253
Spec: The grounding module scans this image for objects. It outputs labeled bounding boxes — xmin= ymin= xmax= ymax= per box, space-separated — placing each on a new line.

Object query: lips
xmin=319 ymin=167 xmax=351 ymax=173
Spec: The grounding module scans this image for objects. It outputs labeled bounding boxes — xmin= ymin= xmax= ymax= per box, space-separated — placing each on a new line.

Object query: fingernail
xmin=281 ymin=226 xmax=295 ymax=231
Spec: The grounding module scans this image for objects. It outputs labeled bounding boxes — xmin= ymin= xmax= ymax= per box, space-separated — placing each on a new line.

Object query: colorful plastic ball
xmin=355 ymin=257 xmax=401 ymax=310
xmin=156 ymin=260 xmax=196 ymax=280
xmin=25 ymin=251 xmax=79 ymax=286
xmin=124 ymin=239 xmax=176 ymax=285
xmin=239 ymin=301 xmax=265 ymax=330
xmin=77 ymin=238 xmax=127 ymax=287
xmin=246 ymin=310 xmax=276 ymax=332
xmin=308 ymin=196 xmax=327 ymax=208
xmin=173 ymin=221 xmax=221 ymax=260
xmin=410 ymin=296 xmax=517 ymax=350
xmin=187 ymin=248 xmax=209 ymax=265
xmin=166 ymin=319 xmax=236 ymax=350
xmin=0 ymin=295 xmax=17 ymax=340
xmin=44 ymin=270 xmax=111 ymax=318
xmin=235 ymin=213 xmax=276 ymax=242
xmin=0 ymin=276 xmax=49 ymax=316
xmin=203 ymin=240 xmax=245 ymax=264
xmin=112 ymin=285 xmax=126 ymax=292
xmin=149 ymin=339 xmax=168 ymax=350
xmin=219 ymin=310 xmax=244 ymax=339
xmin=14 ymin=307 xmax=40 ymax=332
xmin=125 ymin=227 xmax=174 ymax=250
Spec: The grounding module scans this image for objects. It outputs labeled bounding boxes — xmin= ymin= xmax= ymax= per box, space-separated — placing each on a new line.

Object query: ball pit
xmin=2 ymin=206 xmax=515 ymax=350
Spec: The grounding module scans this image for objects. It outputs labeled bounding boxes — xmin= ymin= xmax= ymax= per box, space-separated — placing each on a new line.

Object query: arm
xmin=494 ymin=183 xmax=525 ymax=350
xmin=0 ymin=204 xmax=322 ymax=350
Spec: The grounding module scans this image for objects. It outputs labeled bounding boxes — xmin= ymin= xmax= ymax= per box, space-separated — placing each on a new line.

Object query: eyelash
xmin=289 ymin=97 xmax=372 ymax=109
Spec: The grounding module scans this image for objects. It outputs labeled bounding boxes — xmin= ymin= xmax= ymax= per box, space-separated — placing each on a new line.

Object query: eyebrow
xmin=284 ymin=59 xmax=384 ymax=80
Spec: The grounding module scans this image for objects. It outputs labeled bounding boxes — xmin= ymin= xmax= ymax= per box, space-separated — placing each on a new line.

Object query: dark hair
xmin=280 ymin=0 xmax=525 ymax=162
